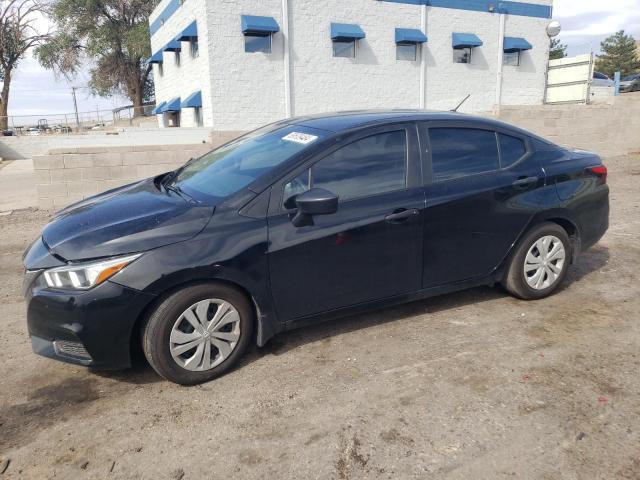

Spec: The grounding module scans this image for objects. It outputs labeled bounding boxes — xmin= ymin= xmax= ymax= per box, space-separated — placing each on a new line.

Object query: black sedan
xmin=23 ymin=111 xmax=609 ymax=385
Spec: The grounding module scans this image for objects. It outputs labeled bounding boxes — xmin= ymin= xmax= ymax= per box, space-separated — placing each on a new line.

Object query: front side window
xmin=333 ymin=40 xmax=355 ymax=58
xmin=499 ymin=133 xmax=526 ymax=167
xmin=312 ymin=130 xmax=407 ymax=201
xmin=190 ymin=40 xmax=199 ymax=58
xmin=157 ymin=63 xmax=164 ymax=77
xmin=503 ymin=51 xmax=520 ymax=66
xmin=171 ymin=125 xmax=329 ymax=202
xmin=245 ymin=35 xmax=272 ymax=54
xmin=174 ymin=51 xmax=181 ymax=67
xmin=453 ymin=47 xmax=472 ymax=64
xmin=429 ymin=128 xmax=499 ymax=181
xmin=397 ymin=44 xmax=417 ymax=61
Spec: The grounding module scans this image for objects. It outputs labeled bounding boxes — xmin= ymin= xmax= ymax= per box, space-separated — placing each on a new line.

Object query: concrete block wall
xmin=494 ymin=95 xmax=640 ymax=157
xmin=32 ymin=131 xmax=244 ymax=210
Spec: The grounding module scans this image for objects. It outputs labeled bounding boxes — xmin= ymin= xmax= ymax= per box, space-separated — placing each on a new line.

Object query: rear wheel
xmin=142 ymin=283 xmax=253 ymax=385
xmin=503 ymin=222 xmax=571 ymax=300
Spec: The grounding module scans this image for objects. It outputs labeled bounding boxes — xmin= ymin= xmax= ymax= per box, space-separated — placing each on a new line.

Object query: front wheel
xmin=142 ymin=283 xmax=254 ymax=385
xmin=502 ymin=222 xmax=571 ymax=300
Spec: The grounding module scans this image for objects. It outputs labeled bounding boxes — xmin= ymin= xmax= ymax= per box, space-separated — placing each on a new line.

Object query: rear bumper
xmin=25 ymin=277 xmax=156 ymax=370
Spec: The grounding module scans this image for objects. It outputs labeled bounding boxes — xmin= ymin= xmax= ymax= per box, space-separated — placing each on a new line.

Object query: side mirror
xmin=291 ymin=188 xmax=338 ymax=227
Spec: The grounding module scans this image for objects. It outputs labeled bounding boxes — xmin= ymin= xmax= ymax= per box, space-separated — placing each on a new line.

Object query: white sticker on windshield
xmin=282 ymin=132 xmax=318 ymax=145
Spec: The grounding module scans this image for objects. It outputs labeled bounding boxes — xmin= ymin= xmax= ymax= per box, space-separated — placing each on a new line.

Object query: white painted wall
xmin=150 ymin=0 xmax=213 ymax=128
xmin=149 ymin=0 xmax=553 ymax=130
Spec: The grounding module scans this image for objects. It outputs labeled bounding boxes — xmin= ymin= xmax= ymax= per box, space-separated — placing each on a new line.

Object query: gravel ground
xmin=0 ymin=155 xmax=639 ymax=480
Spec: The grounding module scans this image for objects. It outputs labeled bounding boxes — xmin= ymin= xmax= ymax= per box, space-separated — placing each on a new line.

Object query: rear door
xmin=419 ymin=122 xmax=544 ymax=288
xmin=267 ymin=124 xmax=425 ymax=322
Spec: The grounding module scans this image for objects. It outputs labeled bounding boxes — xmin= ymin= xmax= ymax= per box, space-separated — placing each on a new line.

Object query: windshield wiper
xmin=163 ymin=182 xmax=196 ymax=203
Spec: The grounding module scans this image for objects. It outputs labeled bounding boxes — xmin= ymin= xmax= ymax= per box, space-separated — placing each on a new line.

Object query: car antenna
xmin=451 ymin=94 xmax=471 ymax=112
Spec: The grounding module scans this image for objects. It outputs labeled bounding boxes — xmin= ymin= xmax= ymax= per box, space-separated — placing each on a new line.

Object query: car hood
xmin=42 ymin=178 xmax=215 ymax=261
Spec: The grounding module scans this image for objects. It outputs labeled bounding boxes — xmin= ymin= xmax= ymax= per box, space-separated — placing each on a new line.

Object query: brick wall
xmin=494 ymin=95 xmax=640 ymax=157
xmin=33 ymin=131 xmax=244 ymax=210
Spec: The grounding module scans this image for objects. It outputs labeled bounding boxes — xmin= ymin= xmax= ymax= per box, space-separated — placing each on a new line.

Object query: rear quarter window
xmin=499 ymin=134 xmax=527 ymax=167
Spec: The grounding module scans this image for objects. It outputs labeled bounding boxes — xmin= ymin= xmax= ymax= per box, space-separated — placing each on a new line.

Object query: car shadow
xmin=247 ymin=244 xmax=611 ymax=362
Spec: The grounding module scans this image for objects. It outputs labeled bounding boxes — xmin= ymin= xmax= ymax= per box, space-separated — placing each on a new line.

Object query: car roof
xmin=287 ymin=109 xmax=529 ymax=135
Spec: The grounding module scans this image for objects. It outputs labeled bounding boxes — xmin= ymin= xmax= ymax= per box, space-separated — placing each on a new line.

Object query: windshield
xmin=622 ymin=74 xmax=639 ymax=81
xmin=169 ymin=124 xmax=329 ymax=202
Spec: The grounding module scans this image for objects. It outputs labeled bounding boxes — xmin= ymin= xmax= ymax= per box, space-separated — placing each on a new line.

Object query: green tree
xmin=0 ymin=0 xmax=50 ymax=130
xmin=595 ymin=30 xmax=640 ymax=78
xmin=35 ymin=0 xmax=156 ymax=117
xmin=549 ymin=37 xmax=567 ymax=60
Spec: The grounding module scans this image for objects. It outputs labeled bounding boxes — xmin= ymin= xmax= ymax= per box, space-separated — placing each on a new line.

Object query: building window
xmin=190 ymin=40 xmax=199 ymax=58
xmin=397 ymin=44 xmax=417 ymax=61
xmin=453 ymin=47 xmax=472 ymax=64
xmin=194 ymin=107 xmax=203 ymax=127
xmin=245 ymin=34 xmax=272 ymax=54
xmin=333 ymin=40 xmax=355 ymax=58
xmin=503 ymin=51 xmax=521 ymax=66
xmin=174 ymin=51 xmax=181 ymax=66
xmin=158 ymin=63 xmax=163 ymax=77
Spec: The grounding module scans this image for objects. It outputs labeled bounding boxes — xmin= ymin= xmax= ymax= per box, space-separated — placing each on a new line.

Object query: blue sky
xmin=7 ymin=0 xmax=640 ymax=118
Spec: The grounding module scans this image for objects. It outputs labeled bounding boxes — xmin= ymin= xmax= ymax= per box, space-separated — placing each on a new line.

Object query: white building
xmin=148 ymin=0 xmax=553 ymax=131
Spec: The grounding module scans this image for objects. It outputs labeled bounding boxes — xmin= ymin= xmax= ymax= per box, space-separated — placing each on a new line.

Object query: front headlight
xmin=42 ymin=254 xmax=141 ymax=290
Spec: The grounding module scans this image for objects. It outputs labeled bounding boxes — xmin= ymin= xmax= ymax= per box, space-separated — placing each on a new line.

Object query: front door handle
xmin=512 ymin=176 xmax=538 ymax=187
xmin=385 ymin=208 xmax=420 ymax=223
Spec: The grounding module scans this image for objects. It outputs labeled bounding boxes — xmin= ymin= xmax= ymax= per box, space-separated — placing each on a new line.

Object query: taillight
xmin=589 ymin=165 xmax=608 ymax=184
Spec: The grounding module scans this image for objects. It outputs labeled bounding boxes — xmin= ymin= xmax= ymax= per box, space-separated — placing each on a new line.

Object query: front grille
xmin=53 ymin=340 xmax=92 ymax=360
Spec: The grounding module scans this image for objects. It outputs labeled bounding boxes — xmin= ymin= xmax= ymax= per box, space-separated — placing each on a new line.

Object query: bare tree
xmin=0 ymin=0 xmax=50 ymax=130
xmin=36 ymin=0 xmax=155 ymax=118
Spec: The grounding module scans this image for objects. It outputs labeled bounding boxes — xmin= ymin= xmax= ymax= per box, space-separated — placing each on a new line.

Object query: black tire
xmin=142 ymin=283 xmax=254 ymax=385
xmin=502 ymin=222 xmax=572 ymax=300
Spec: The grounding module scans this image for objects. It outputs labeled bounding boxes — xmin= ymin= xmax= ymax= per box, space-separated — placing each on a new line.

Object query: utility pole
xmin=71 ymin=87 xmax=80 ymax=129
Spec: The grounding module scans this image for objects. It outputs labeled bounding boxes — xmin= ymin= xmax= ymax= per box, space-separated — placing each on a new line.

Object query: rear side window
xmin=312 ymin=130 xmax=407 ymax=201
xmin=429 ymin=128 xmax=499 ymax=181
xmin=498 ymin=134 xmax=526 ymax=167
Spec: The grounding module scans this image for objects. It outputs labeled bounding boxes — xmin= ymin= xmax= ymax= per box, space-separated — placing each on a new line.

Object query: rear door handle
xmin=512 ymin=176 xmax=538 ymax=187
xmin=385 ymin=209 xmax=420 ymax=223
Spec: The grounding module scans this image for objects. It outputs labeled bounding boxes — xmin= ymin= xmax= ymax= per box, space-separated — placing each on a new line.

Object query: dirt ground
xmin=1 ymin=155 xmax=639 ymax=480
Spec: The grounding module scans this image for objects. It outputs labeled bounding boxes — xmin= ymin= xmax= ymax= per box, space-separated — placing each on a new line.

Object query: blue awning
xmin=503 ymin=37 xmax=532 ymax=52
xmin=151 ymin=102 xmax=166 ymax=115
xmin=331 ymin=23 xmax=366 ymax=42
xmin=395 ymin=28 xmax=427 ymax=44
xmin=149 ymin=51 xmax=164 ymax=64
xmin=452 ymin=32 xmax=483 ymax=48
xmin=161 ymin=97 xmax=181 ymax=113
xmin=175 ymin=21 xmax=198 ymax=41
xmin=181 ymin=91 xmax=202 ymax=108
xmin=241 ymin=15 xmax=279 ymax=36
xmin=163 ymin=39 xmax=182 ymax=52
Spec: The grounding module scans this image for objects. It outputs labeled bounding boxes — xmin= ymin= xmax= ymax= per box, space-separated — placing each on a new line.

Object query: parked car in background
xmin=26 ymin=127 xmax=40 ymax=136
xmin=51 ymin=125 xmax=73 ymax=134
xmin=620 ymin=73 xmax=640 ymax=93
xmin=1 ymin=129 xmax=14 ymax=136
xmin=592 ymin=71 xmax=614 ymax=87
xmin=23 ymin=111 xmax=610 ymax=385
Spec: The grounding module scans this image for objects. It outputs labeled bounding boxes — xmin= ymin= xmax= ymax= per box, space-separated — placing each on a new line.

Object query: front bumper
xmin=25 ymin=275 xmax=156 ymax=370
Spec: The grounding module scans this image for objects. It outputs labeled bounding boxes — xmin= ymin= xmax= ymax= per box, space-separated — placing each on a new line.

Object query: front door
xmin=267 ymin=125 xmax=425 ymax=322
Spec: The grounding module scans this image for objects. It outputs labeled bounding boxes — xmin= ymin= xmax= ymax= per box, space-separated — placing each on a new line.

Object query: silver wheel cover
xmin=524 ymin=235 xmax=566 ymax=290
xmin=169 ymin=299 xmax=241 ymax=371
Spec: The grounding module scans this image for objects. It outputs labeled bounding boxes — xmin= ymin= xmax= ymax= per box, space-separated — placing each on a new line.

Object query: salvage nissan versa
xmin=23 ymin=111 xmax=609 ymax=385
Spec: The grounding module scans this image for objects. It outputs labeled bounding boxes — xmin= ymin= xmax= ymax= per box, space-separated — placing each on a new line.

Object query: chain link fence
xmin=1 ymin=103 xmax=156 ymax=136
